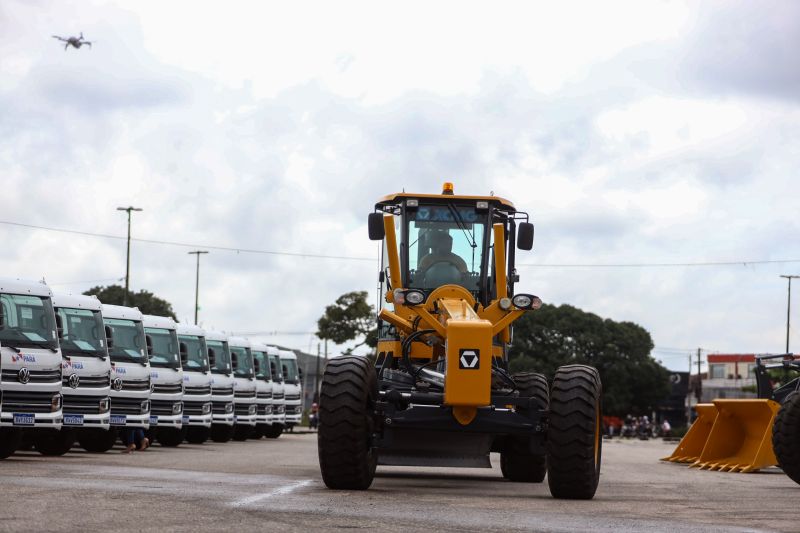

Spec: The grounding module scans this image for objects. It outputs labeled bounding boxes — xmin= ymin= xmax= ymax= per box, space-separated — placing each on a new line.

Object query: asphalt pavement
xmin=0 ymin=432 xmax=796 ymax=532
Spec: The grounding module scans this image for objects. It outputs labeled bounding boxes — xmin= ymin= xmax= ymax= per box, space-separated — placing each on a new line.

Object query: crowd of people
xmin=605 ymin=415 xmax=672 ymax=440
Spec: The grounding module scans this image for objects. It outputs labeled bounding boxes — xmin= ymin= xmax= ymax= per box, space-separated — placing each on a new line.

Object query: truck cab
xmin=250 ymin=341 xmax=274 ymax=439
xmin=0 ymin=278 xmax=63 ymax=459
xmin=143 ymin=315 xmax=184 ymax=447
xmin=229 ymin=336 xmax=257 ymax=440
xmin=206 ymin=329 xmax=235 ymax=442
xmin=176 ymin=323 xmax=212 ymax=444
xmin=38 ymin=292 xmax=111 ymax=456
xmin=263 ymin=346 xmax=285 ymax=438
xmin=279 ymin=349 xmax=303 ymax=431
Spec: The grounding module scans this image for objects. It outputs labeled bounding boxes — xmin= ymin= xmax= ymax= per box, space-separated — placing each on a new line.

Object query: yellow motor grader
xmin=317 ymin=183 xmax=602 ymax=499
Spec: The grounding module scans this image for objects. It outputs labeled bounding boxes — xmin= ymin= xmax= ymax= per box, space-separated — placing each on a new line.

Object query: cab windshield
xmin=0 ymin=293 xmax=58 ymax=350
xmin=269 ymin=354 xmax=283 ymax=383
xmin=207 ymin=339 xmax=232 ymax=375
xmin=105 ymin=318 xmax=147 ymax=363
xmin=406 ymin=205 xmax=486 ymax=293
xmin=179 ymin=334 xmax=209 ymax=372
xmin=231 ymin=346 xmax=254 ymax=378
xmin=56 ymin=307 xmax=106 ymax=358
xmin=253 ymin=350 xmax=270 ymax=380
xmin=281 ymin=358 xmax=299 ymax=384
xmin=145 ymin=327 xmax=180 ymax=369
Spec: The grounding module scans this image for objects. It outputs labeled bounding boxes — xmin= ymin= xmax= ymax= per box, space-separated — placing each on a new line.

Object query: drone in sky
xmin=52 ymin=32 xmax=93 ymax=51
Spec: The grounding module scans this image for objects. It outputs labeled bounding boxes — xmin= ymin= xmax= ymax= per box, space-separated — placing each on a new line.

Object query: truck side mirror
xmin=145 ymin=334 xmax=154 ymax=357
xmin=298 ymin=367 xmax=303 ymax=380
xmin=231 ymin=353 xmax=239 ymax=370
xmin=179 ymin=342 xmax=188 ymax=366
xmin=55 ymin=313 xmax=64 ymax=339
xmin=105 ymin=325 xmax=114 ymax=348
xmin=517 ymin=222 xmax=534 ymax=251
xmin=254 ymin=359 xmax=261 ymax=374
xmin=368 ymin=212 xmax=385 ymax=241
xmin=207 ymin=347 xmax=216 ymax=367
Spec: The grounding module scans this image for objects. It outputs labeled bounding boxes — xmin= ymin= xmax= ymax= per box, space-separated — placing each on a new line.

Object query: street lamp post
xmin=116 ymin=206 xmax=143 ymax=306
xmin=188 ymin=251 xmax=209 ymax=325
xmin=780 ymin=275 xmax=800 ymax=354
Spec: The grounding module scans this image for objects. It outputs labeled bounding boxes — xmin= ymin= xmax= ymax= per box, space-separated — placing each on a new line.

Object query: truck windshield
xmin=207 ymin=339 xmax=232 ymax=375
xmin=269 ymin=354 xmax=283 ymax=383
xmin=231 ymin=346 xmax=254 ymax=378
xmin=179 ymin=334 xmax=209 ymax=372
xmin=253 ymin=350 xmax=269 ymax=380
xmin=406 ymin=205 xmax=486 ymax=293
xmin=281 ymin=358 xmax=299 ymax=384
xmin=56 ymin=307 xmax=106 ymax=358
xmin=105 ymin=318 xmax=147 ymax=363
xmin=145 ymin=327 xmax=181 ymax=369
xmin=0 ymin=293 xmax=58 ymax=350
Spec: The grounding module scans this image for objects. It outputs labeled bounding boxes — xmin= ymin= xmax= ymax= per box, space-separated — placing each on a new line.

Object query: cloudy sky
xmin=1 ymin=1 xmax=798 ymax=371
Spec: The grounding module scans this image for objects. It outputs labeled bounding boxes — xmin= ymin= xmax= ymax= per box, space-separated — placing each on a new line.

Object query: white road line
xmin=229 ymin=479 xmax=313 ymax=508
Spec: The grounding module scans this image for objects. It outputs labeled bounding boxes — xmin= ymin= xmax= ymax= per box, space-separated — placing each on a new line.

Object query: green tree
xmin=84 ymin=285 xmax=177 ymax=320
xmin=317 ymin=291 xmax=378 ymax=354
xmin=509 ymin=303 xmax=670 ymax=416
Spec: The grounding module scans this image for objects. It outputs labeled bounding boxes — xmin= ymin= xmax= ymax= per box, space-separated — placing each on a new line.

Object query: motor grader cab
xmin=317 ymin=183 xmax=603 ymax=500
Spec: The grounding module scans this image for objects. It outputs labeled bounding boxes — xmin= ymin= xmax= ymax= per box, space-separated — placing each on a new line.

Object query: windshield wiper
xmin=447 ymin=203 xmax=476 ymax=249
xmin=18 ymin=341 xmax=58 ymax=353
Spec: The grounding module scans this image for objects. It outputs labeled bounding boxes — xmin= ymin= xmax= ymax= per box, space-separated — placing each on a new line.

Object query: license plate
xmin=13 ymin=413 xmax=34 ymax=426
xmin=110 ymin=415 xmax=127 ymax=425
xmin=182 ymin=415 xmax=190 ymax=424
xmin=63 ymin=414 xmax=84 ymax=426
xmin=149 ymin=415 xmax=158 ymax=425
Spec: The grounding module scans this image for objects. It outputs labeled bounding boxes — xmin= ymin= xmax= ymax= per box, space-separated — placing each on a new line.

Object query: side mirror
xmin=368 ymin=212 xmax=385 ymax=241
xmin=231 ymin=353 xmax=239 ymax=371
xmin=105 ymin=325 xmax=114 ymax=348
xmin=298 ymin=367 xmax=303 ymax=379
xmin=207 ymin=347 xmax=216 ymax=367
xmin=55 ymin=314 xmax=64 ymax=339
xmin=517 ymin=222 xmax=534 ymax=251
xmin=145 ymin=334 xmax=154 ymax=357
xmin=179 ymin=342 xmax=188 ymax=366
xmin=254 ymin=359 xmax=261 ymax=374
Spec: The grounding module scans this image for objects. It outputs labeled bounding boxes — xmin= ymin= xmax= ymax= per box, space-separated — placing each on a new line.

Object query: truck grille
xmin=212 ymin=400 xmax=232 ymax=415
xmin=284 ymin=393 xmax=301 ymax=402
xmin=63 ymin=394 xmax=107 ymax=415
xmin=152 ymin=383 xmax=182 ymax=394
xmin=1 ymin=390 xmax=57 ymax=413
xmin=64 ymin=374 xmax=109 ymax=388
xmin=184 ymin=385 xmax=211 ymax=396
xmin=212 ymin=386 xmax=233 ymax=396
xmin=2 ymin=368 xmax=61 ymax=384
xmin=234 ymin=390 xmax=256 ymax=399
xmin=122 ymin=379 xmax=150 ymax=392
xmin=183 ymin=399 xmax=207 ymax=415
xmin=110 ymin=397 xmax=148 ymax=415
xmin=151 ymin=399 xmax=180 ymax=416
xmin=272 ymin=392 xmax=284 ymax=401
xmin=257 ymin=392 xmax=272 ymax=400
xmin=234 ymin=403 xmax=254 ymax=416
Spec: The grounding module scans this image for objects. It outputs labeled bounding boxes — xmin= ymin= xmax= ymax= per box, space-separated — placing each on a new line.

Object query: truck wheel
xmin=773 ymin=391 xmax=800 ymax=485
xmin=252 ymin=424 xmax=265 ymax=439
xmin=34 ymin=429 xmax=75 ymax=456
xmin=210 ymin=424 xmax=233 ymax=443
xmin=0 ymin=428 xmax=23 ymax=459
xmin=185 ymin=426 xmax=210 ymax=444
xmin=501 ymin=372 xmax=548 ymax=482
xmin=547 ymin=364 xmax=602 ymax=500
xmin=263 ymin=424 xmax=283 ymax=439
xmin=78 ymin=429 xmax=117 ymax=453
xmin=232 ymin=424 xmax=252 ymax=441
xmin=318 ymin=355 xmax=377 ymax=490
xmin=157 ymin=428 xmax=185 ymax=447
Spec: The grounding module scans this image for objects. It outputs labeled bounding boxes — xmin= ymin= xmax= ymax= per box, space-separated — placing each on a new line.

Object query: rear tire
xmin=318 ymin=355 xmax=377 ymax=490
xmin=210 ymin=424 xmax=233 ymax=443
xmin=0 ymin=428 xmax=22 ymax=459
xmin=773 ymin=391 xmax=800 ymax=486
xmin=547 ymin=365 xmax=602 ymax=500
xmin=501 ymin=372 xmax=548 ymax=482
xmin=78 ymin=428 xmax=117 ymax=453
xmin=185 ymin=426 xmax=210 ymax=444
xmin=34 ymin=429 xmax=75 ymax=456
xmin=263 ymin=424 xmax=283 ymax=439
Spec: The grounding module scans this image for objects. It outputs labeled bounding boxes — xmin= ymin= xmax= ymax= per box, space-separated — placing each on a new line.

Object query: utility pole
xmin=780 ymin=275 xmax=799 ymax=354
xmin=116 ymin=206 xmax=142 ymax=306
xmin=188 ymin=251 xmax=209 ymax=325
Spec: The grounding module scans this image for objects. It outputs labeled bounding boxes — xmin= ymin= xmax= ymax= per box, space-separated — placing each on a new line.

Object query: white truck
xmin=36 ymin=292 xmax=111 ymax=456
xmin=206 ymin=329 xmax=235 ymax=442
xmin=0 ymin=278 xmax=63 ymax=458
xmin=279 ymin=349 xmax=303 ymax=431
xmin=176 ymin=323 xmax=212 ymax=444
xmin=229 ymin=336 xmax=257 ymax=440
xmin=263 ymin=346 xmax=284 ymax=439
xmin=249 ymin=341 xmax=273 ymax=439
xmin=143 ymin=315 xmax=184 ymax=447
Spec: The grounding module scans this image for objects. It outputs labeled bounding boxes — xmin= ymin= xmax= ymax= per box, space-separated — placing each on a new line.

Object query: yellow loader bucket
xmin=690 ymin=399 xmax=780 ymax=473
xmin=661 ymin=403 xmax=718 ymax=463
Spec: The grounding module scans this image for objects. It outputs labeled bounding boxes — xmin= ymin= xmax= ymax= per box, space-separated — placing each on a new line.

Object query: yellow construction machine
xmin=663 ymin=353 xmax=800 ymax=477
xmin=317 ymin=183 xmax=603 ymax=499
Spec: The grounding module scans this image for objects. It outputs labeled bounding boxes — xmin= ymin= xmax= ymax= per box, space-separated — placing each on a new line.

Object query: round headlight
xmin=405 ymin=290 xmax=425 ymax=306
xmin=202 ymin=402 xmax=212 ymax=414
xmin=498 ymin=297 xmax=512 ymax=311
xmin=512 ymin=294 xmax=532 ymax=309
xmin=172 ymin=402 xmax=183 ymax=415
xmin=141 ymin=400 xmax=150 ymax=413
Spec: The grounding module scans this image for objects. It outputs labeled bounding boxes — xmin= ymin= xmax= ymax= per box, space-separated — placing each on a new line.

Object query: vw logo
xmin=18 ymin=367 xmax=30 ymax=384
xmin=112 ymin=377 xmax=123 ymax=391
xmin=68 ymin=373 xmax=80 ymax=389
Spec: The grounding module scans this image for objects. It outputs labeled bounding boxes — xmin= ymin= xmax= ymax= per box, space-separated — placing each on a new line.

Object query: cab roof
xmin=176 ymin=323 xmax=206 ymax=337
xmin=204 ymin=329 xmax=228 ymax=342
xmin=376 ymin=191 xmax=516 ymax=211
xmin=53 ymin=292 xmax=102 ymax=311
xmin=0 ymin=277 xmax=53 ymax=298
xmin=101 ymin=304 xmax=143 ymax=321
xmin=142 ymin=314 xmax=177 ymax=330
xmin=227 ymin=335 xmax=251 ymax=348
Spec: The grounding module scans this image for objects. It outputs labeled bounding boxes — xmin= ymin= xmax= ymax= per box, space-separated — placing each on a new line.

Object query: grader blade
xmin=690 ymin=399 xmax=780 ymax=473
xmin=661 ymin=403 xmax=718 ymax=463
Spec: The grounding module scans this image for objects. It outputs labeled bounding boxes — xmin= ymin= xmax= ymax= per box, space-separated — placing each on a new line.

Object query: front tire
xmin=318 ymin=355 xmax=377 ymax=490
xmin=34 ymin=429 xmax=75 ymax=456
xmin=263 ymin=424 xmax=283 ymax=439
xmin=547 ymin=364 xmax=602 ymax=500
xmin=157 ymin=427 xmax=186 ymax=447
xmin=773 ymin=392 xmax=800 ymax=486
xmin=210 ymin=424 xmax=234 ymax=443
xmin=0 ymin=428 xmax=23 ymax=459
xmin=185 ymin=426 xmax=210 ymax=444
xmin=78 ymin=428 xmax=117 ymax=453
xmin=232 ymin=424 xmax=252 ymax=441
xmin=501 ymin=372 xmax=548 ymax=482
